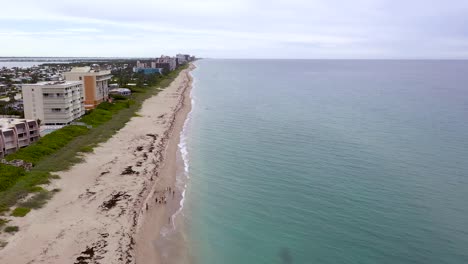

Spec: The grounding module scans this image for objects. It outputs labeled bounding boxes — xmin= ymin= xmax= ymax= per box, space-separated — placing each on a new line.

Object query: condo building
xmin=0 ymin=118 xmax=40 ymax=157
xmin=154 ymin=56 xmax=177 ymax=72
xmin=176 ymin=54 xmax=190 ymax=65
xmin=63 ymin=67 xmax=112 ymax=109
xmin=22 ymin=81 xmax=85 ymax=125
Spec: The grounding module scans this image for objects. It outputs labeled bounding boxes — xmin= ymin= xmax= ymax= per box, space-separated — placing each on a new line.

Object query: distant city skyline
xmin=1 ymin=0 xmax=468 ymax=59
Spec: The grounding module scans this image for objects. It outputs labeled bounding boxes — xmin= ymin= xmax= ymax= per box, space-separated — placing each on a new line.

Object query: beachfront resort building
xmin=0 ymin=118 xmax=40 ymax=157
xmin=63 ymin=67 xmax=112 ymax=109
xmin=154 ymin=56 xmax=177 ymax=73
xmin=22 ymin=81 xmax=85 ymax=125
xmin=176 ymin=54 xmax=191 ymax=65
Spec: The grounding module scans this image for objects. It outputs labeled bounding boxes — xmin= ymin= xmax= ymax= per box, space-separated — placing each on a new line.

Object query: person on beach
xmin=146 ymin=204 xmax=148 ymax=211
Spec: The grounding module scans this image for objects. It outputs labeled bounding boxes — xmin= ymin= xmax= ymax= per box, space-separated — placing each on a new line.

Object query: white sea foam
xmin=170 ymin=70 xmax=195 ymax=229
xmin=160 ymin=67 xmax=196 ymax=259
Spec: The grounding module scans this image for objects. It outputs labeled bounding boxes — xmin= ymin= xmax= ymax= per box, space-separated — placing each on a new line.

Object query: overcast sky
xmin=1 ymin=0 xmax=468 ymax=58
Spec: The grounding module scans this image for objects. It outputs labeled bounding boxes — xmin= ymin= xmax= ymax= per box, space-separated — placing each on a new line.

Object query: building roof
xmin=70 ymin=66 xmax=91 ymax=73
xmin=0 ymin=118 xmax=36 ymax=131
xmin=65 ymin=67 xmax=112 ymax=76
xmin=110 ymin=88 xmax=131 ymax=93
xmin=22 ymin=81 xmax=82 ymax=87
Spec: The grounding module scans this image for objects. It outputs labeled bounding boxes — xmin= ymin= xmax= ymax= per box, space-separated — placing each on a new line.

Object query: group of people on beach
xmin=145 ymin=186 xmax=176 ymax=211
xmin=144 ymin=186 xmax=176 ymax=225
xmin=155 ymin=186 xmax=175 ymax=204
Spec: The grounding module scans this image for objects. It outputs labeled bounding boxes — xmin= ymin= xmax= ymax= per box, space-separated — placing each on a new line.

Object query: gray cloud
xmin=0 ymin=0 xmax=467 ymax=58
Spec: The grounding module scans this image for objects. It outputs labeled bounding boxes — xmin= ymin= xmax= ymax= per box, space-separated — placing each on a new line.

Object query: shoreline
xmin=0 ymin=64 xmax=196 ymax=263
xmin=134 ymin=65 xmax=195 ymax=264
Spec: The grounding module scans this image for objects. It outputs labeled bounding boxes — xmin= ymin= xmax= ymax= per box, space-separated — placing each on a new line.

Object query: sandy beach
xmin=0 ymin=64 xmax=195 ymax=264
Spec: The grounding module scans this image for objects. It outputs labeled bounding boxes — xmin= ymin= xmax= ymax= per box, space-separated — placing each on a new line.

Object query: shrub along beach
xmin=0 ymin=64 xmax=190 ymax=250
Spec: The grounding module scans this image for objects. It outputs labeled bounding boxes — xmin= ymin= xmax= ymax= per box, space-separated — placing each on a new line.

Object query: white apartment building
xmin=63 ymin=67 xmax=112 ymax=109
xmin=0 ymin=118 xmax=40 ymax=157
xmin=22 ymin=81 xmax=85 ymax=125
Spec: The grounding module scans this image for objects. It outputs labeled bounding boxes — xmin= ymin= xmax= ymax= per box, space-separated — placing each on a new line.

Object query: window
xmin=79 ymin=77 xmax=82 ymax=80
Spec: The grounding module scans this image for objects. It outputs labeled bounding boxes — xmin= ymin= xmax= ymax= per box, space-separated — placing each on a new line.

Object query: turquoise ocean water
xmin=179 ymin=60 xmax=468 ymax=264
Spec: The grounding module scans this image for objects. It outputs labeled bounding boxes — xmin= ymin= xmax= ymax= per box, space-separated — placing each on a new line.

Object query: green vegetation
xmin=79 ymin=145 xmax=94 ymax=153
xmin=0 ymin=165 xmax=26 ymax=192
xmin=11 ymin=207 xmax=30 ymax=217
xmin=109 ymin=94 xmax=127 ymax=101
xmin=80 ymin=100 xmax=134 ymax=127
xmin=0 ymin=64 xmax=189 ymax=214
xmin=6 ymin=126 xmax=89 ymax=165
xmin=4 ymin=226 xmax=19 ymax=233
xmin=0 ymin=170 xmax=52 ymax=213
xmin=0 ymin=218 xmax=8 ymax=227
xmin=19 ymin=191 xmax=54 ymax=209
xmin=0 ymin=240 xmax=7 ymax=248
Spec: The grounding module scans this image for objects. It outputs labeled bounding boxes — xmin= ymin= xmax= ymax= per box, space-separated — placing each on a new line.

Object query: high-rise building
xmin=155 ymin=56 xmax=177 ymax=72
xmin=176 ymin=54 xmax=190 ymax=64
xmin=63 ymin=67 xmax=112 ymax=109
xmin=22 ymin=81 xmax=85 ymax=125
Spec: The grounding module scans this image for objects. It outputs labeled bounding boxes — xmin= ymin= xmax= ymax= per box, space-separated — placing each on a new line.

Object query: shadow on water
xmin=279 ymin=248 xmax=293 ymax=264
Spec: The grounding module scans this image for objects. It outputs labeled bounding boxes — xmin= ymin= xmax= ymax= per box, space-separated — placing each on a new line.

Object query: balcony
xmin=43 ymin=95 xmax=73 ymax=100
xmin=18 ymin=140 xmax=29 ymax=148
xmin=5 ymin=142 xmax=17 ymax=149
xmin=43 ymin=98 xmax=73 ymax=103
xmin=45 ymin=112 xmax=73 ymax=117
xmin=4 ymin=137 xmax=16 ymax=143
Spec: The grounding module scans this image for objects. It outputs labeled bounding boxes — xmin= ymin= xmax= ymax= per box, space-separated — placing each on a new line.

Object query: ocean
xmin=177 ymin=60 xmax=468 ymax=264
xmin=0 ymin=61 xmax=53 ymax=68
xmin=0 ymin=58 xmax=73 ymax=68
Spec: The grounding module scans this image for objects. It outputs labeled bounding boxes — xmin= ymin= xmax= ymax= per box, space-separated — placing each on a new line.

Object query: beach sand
xmin=0 ymin=64 xmax=195 ymax=264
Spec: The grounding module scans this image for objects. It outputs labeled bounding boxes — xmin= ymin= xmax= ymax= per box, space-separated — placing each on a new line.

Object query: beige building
xmin=22 ymin=81 xmax=85 ymax=125
xmin=63 ymin=67 xmax=112 ymax=109
xmin=0 ymin=118 xmax=40 ymax=157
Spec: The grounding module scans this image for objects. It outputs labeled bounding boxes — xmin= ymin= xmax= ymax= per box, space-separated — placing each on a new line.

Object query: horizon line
xmin=1 ymin=56 xmax=468 ymax=61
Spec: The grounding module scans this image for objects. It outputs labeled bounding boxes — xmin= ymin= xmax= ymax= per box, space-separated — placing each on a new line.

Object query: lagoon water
xmin=180 ymin=60 xmax=468 ymax=264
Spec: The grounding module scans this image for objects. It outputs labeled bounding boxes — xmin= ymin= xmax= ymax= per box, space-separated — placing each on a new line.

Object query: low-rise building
xmin=63 ymin=67 xmax=112 ymax=109
xmin=109 ymin=88 xmax=131 ymax=96
xmin=0 ymin=118 xmax=40 ymax=157
xmin=132 ymin=67 xmax=163 ymax=75
xmin=22 ymin=81 xmax=85 ymax=125
xmin=0 ymin=84 xmax=7 ymax=95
